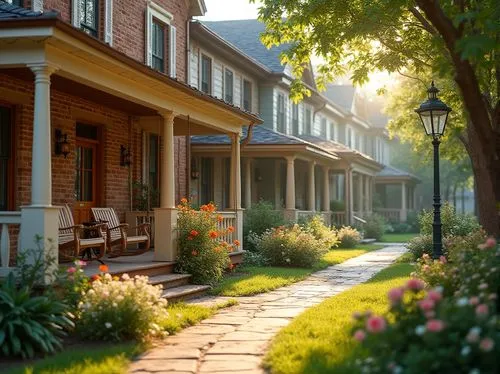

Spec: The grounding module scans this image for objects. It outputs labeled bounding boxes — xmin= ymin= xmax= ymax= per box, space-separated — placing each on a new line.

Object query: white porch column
xmin=400 ymin=181 xmax=407 ymax=222
xmin=357 ymin=174 xmax=364 ymax=218
xmin=154 ymin=111 xmax=177 ymax=261
xmin=322 ymin=166 xmax=330 ymax=212
xmin=274 ymin=159 xmax=281 ymax=210
xmin=244 ymin=158 xmax=252 ymax=209
xmin=308 ymin=161 xmax=316 ymax=211
xmin=20 ymin=64 xmax=60 ymax=284
xmin=284 ymin=156 xmax=296 ymax=221
xmin=345 ymin=168 xmax=353 ymax=225
xmin=229 ymin=133 xmax=243 ymax=247
xmin=365 ymin=175 xmax=371 ymax=214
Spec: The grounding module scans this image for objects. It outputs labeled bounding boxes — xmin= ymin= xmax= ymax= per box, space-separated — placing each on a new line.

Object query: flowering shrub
xmin=363 ymin=214 xmax=387 ymax=241
xmin=302 ymin=215 xmax=340 ymax=249
xmin=176 ymin=200 xmax=232 ymax=284
xmin=255 ymin=224 xmax=328 ymax=267
xmin=419 ymin=202 xmax=481 ymax=237
xmin=243 ymin=200 xmax=286 ymax=251
xmin=53 ymin=260 xmax=90 ymax=312
xmin=77 ymin=273 xmax=168 ymax=342
xmin=336 ymin=226 xmax=361 ymax=248
xmin=407 ymin=234 xmax=433 ymax=259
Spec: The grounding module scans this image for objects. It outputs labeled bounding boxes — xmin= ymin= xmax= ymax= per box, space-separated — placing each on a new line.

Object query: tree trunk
xmin=452 ymin=183 xmax=457 ymax=209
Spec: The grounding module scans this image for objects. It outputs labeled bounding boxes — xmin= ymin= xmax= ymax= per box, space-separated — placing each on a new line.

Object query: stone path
xmin=128 ymin=245 xmax=407 ymax=374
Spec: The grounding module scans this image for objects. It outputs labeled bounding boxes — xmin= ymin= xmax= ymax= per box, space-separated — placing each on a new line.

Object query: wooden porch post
xmin=322 ymin=166 xmax=330 ymax=225
xmin=365 ymin=175 xmax=371 ymax=214
xmin=284 ymin=156 xmax=296 ymax=221
xmin=400 ymin=181 xmax=407 ymax=222
xmin=20 ymin=63 xmax=60 ymax=284
xmin=274 ymin=159 xmax=281 ymax=210
xmin=357 ymin=174 xmax=364 ymax=218
xmin=154 ymin=111 xmax=177 ymax=262
xmin=230 ymin=133 xmax=243 ymax=247
xmin=345 ymin=168 xmax=353 ymax=225
xmin=308 ymin=161 xmax=316 ymax=211
xmin=244 ymin=158 xmax=252 ymax=209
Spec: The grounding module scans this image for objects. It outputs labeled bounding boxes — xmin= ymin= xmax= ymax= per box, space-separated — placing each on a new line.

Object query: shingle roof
xmin=202 ymin=19 xmax=289 ymax=74
xmin=377 ymin=165 xmax=420 ymax=181
xmin=324 ymin=85 xmax=356 ymax=111
xmin=191 ymin=125 xmax=305 ymax=145
xmin=0 ymin=1 xmax=44 ymax=18
xmin=297 ymin=134 xmax=355 ymax=154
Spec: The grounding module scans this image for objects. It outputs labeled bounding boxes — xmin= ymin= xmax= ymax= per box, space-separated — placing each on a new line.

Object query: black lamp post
xmin=415 ymin=81 xmax=452 ymax=259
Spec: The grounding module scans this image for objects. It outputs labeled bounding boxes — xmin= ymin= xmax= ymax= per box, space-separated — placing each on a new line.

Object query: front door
xmin=74 ymin=124 xmax=100 ymax=223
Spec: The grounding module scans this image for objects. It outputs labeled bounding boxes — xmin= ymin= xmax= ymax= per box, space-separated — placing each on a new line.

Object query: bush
xmin=406 ymin=210 xmax=419 ymax=232
xmin=242 ymin=250 xmax=270 ymax=267
xmin=336 ymin=226 xmax=361 ymax=248
xmin=407 ymin=234 xmax=433 ymax=259
xmin=363 ymin=214 xmax=386 ymax=240
xmin=419 ymin=202 xmax=480 ymax=237
xmin=302 ymin=215 xmax=339 ymax=249
xmin=243 ymin=200 xmax=285 ymax=251
xmin=255 ymin=224 xmax=328 ymax=267
xmin=0 ymin=273 xmax=74 ymax=358
xmin=77 ymin=273 xmax=168 ymax=342
xmin=176 ymin=200 xmax=233 ymax=284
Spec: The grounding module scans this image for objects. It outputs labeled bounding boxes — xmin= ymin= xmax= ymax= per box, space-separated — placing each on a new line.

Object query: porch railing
xmin=217 ymin=211 xmax=237 ymax=244
xmin=125 ymin=211 xmax=155 ymax=245
xmin=0 ymin=212 xmax=22 ymax=277
xmin=296 ymin=210 xmax=316 ymax=221
xmin=374 ymin=208 xmax=401 ymax=223
xmin=331 ymin=211 xmax=347 ymax=227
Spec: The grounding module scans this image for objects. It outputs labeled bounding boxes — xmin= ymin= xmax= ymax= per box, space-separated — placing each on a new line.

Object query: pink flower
xmin=427 ymin=290 xmax=443 ymax=303
xmin=479 ymin=337 xmax=495 ymax=352
xmin=353 ymin=329 xmax=366 ymax=342
xmin=388 ymin=287 xmax=405 ymax=304
xmin=475 ymin=304 xmax=489 ymax=318
xmin=439 ymin=256 xmax=447 ymax=264
xmin=469 ymin=296 xmax=480 ymax=306
xmin=426 ymin=319 xmax=445 ymax=333
xmin=76 ymin=260 xmax=87 ymax=267
xmin=406 ymin=278 xmax=425 ymax=291
xmin=422 ymin=264 xmax=430 ymax=272
xmin=418 ymin=298 xmax=435 ymax=311
xmin=485 ymin=238 xmax=497 ymax=249
xmin=366 ymin=316 xmax=387 ymax=333
xmin=67 ymin=267 xmax=77 ymax=274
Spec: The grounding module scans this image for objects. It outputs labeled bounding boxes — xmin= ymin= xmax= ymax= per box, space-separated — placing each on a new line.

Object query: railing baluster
xmin=0 ymin=223 xmax=9 ymax=267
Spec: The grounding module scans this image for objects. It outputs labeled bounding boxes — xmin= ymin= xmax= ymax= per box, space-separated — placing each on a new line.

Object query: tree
xmin=254 ymin=0 xmax=500 ymax=234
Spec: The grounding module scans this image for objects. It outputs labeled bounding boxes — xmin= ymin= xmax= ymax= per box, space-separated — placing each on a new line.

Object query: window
xmin=291 ymin=103 xmax=299 ymax=135
xmin=242 ymin=79 xmax=252 ymax=111
xmin=224 ymin=69 xmax=234 ymax=104
xmin=200 ymin=158 xmax=214 ymax=204
xmin=201 ymin=55 xmax=212 ymax=94
xmin=330 ymin=122 xmax=338 ymax=141
xmin=320 ymin=117 xmax=327 ymax=138
xmin=305 ymin=108 xmax=312 ymax=134
xmin=346 ymin=127 xmax=352 ymax=148
xmin=151 ymin=20 xmax=166 ymax=73
xmin=0 ymin=107 xmax=12 ymax=211
xmin=277 ymin=93 xmax=285 ymax=133
xmin=79 ymin=0 xmax=98 ymax=37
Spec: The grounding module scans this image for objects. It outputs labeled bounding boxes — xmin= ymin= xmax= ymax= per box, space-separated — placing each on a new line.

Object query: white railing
xmin=374 ymin=208 xmax=401 ymax=222
xmin=297 ymin=210 xmax=316 ymax=221
xmin=125 ymin=211 xmax=155 ymax=245
xmin=217 ymin=211 xmax=237 ymax=244
xmin=0 ymin=212 xmax=22 ymax=277
xmin=331 ymin=211 xmax=347 ymax=227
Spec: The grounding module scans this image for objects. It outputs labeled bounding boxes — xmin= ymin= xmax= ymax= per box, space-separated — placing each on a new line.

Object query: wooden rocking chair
xmin=58 ymin=204 xmax=107 ymax=262
xmin=91 ymin=207 xmax=151 ymax=257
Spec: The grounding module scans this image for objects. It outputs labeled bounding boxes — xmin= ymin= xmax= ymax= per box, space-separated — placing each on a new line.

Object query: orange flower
xmin=228 ymin=263 xmax=235 ymax=270
xmin=214 ymin=246 xmax=221 ymax=253
xmin=227 ymin=226 xmax=235 ymax=233
xmin=191 ymin=250 xmax=198 ymax=256
xmin=221 ymin=241 xmax=228 ymax=247
xmin=187 ymin=236 xmax=194 ymax=241
xmin=190 ymin=230 xmax=199 ymax=237
xmin=233 ymin=240 xmax=241 ymax=247
xmin=180 ymin=198 xmax=188 ymax=204
xmin=217 ymin=215 xmax=224 ymax=222
xmin=91 ymin=274 xmax=100 ymax=281
xmin=99 ymin=264 xmax=109 ymax=273
xmin=209 ymin=230 xmax=218 ymax=239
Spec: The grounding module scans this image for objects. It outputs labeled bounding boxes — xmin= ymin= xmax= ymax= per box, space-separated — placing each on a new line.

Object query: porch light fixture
xmin=415 ymin=81 xmax=452 ymax=259
xmin=191 ymin=169 xmax=200 ymax=179
xmin=54 ymin=129 xmax=70 ymax=158
xmin=120 ymin=145 xmax=132 ymax=167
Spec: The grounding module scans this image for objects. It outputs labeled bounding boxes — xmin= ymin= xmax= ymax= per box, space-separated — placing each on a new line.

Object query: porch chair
xmin=91 ymin=207 xmax=151 ymax=257
xmin=58 ymin=204 xmax=107 ymax=261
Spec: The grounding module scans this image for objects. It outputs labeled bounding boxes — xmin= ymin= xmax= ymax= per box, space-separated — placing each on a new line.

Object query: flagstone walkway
xmin=128 ymin=245 xmax=407 ymax=374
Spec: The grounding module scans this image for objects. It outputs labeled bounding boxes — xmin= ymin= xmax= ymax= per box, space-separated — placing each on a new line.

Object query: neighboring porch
xmin=0 ymin=17 xmax=260 ymax=278
xmin=374 ymin=165 xmax=421 ymax=223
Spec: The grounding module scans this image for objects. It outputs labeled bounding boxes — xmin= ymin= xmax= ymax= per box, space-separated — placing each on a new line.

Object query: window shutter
xmin=32 ymin=0 xmax=43 ymax=12
xmin=169 ymin=25 xmax=177 ymax=78
xmin=71 ymin=0 xmax=81 ymax=28
xmin=104 ymin=0 xmax=113 ymax=45
xmin=145 ymin=7 xmax=153 ymax=67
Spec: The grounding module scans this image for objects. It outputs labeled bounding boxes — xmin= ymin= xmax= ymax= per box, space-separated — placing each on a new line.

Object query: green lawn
xmin=380 ymin=232 xmax=417 ymax=243
xmin=7 ymin=301 xmax=237 ymax=374
xmin=210 ymin=245 xmax=385 ymax=297
xmin=263 ymin=262 xmax=414 ymax=374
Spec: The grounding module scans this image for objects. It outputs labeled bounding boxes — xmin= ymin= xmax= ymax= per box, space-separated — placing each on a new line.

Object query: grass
xmin=210 ymin=245 xmax=385 ymax=297
xmin=380 ymin=232 xmax=418 ymax=243
xmin=263 ymin=261 xmax=414 ymax=374
xmin=6 ymin=300 xmax=238 ymax=374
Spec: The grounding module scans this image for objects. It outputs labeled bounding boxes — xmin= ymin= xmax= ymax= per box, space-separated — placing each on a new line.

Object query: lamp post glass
xmin=415 ymin=82 xmax=452 ymax=259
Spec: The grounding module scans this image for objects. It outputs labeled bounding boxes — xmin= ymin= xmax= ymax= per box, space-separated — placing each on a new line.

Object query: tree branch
xmin=408 ymin=7 xmax=438 ymax=36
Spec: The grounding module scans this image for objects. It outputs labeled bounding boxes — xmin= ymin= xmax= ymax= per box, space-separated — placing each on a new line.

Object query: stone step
xmin=109 ymin=262 xmax=176 ymax=278
xmin=162 ymin=284 xmax=211 ymax=303
xmin=149 ymin=273 xmax=192 ymax=290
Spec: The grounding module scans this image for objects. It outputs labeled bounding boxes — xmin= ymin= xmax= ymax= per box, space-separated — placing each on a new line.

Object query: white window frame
xmin=199 ymin=53 xmax=213 ymax=95
xmin=277 ymin=92 xmax=286 ymax=133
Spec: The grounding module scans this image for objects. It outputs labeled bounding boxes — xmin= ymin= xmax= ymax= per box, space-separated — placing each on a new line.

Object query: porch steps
xmin=161 ymin=284 xmax=211 ymax=303
xmin=148 ymin=273 xmax=191 ymax=290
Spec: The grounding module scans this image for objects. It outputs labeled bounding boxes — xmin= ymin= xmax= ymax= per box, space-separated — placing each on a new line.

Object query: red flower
xmin=91 ymin=274 xmax=100 ymax=281
xmin=227 ymin=226 xmax=235 ymax=233
xmin=180 ymin=198 xmax=188 ymax=204
xmin=191 ymin=250 xmax=198 ymax=256
xmin=233 ymin=240 xmax=241 ymax=247
xmin=99 ymin=264 xmax=109 ymax=273
xmin=217 ymin=215 xmax=224 ymax=222
xmin=209 ymin=230 xmax=218 ymax=239
xmin=190 ymin=230 xmax=199 ymax=237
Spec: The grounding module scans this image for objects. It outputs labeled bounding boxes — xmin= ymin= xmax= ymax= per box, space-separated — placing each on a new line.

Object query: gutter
xmin=241 ymin=123 xmax=255 ymax=149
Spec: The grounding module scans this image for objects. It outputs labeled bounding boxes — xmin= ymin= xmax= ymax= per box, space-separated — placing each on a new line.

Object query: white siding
xmin=189 ymin=46 xmax=199 ymax=88
xmin=213 ymin=61 xmax=223 ymax=99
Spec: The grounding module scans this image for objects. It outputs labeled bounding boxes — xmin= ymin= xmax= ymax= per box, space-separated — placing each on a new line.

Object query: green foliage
xmin=77 ymin=273 xmax=168 ymax=342
xmin=243 ymin=200 xmax=285 ymax=251
xmin=407 ymin=234 xmax=433 ymax=259
xmin=419 ymin=202 xmax=481 ymax=237
xmin=255 ymin=224 xmax=329 ymax=267
xmin=160 ymin=302 xmax=221 ymax=335
xmin=363 ymin=214 xmax=386 ymax=241
xmin=0 ymin=273 xmax=74 ymax=359
xmin=176 ymin=201 xmax=232 ymax=285
xmin=330 ymin=200 xmax=345 ymax=211
xmin=302 ymin=215 xmax=340 ymax=249
xmin=242 ymin=249 xmax=270 ymax=267
xmin=336 ymin=226 xmax=361 ymax=248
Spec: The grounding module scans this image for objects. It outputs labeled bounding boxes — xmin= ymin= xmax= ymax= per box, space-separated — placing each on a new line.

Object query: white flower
xmin=415 ymin=325 xmax=426 ymax=336
xmin=456 ymin=297 xmax=468 ymax=307
xmin=285 ymin=258 xmax=291 ymax=263
xmin=461 ymin=346 xmax=471 ymax=356
xmin=469 ymin=369 xmax=480 ymax=374
xmin=105 ymin=322 xmax=112 ymax=329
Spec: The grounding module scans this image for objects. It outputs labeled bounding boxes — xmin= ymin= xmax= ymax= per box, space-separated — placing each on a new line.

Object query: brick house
xmin=0 ymin=0 xmax=261 ymax=277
